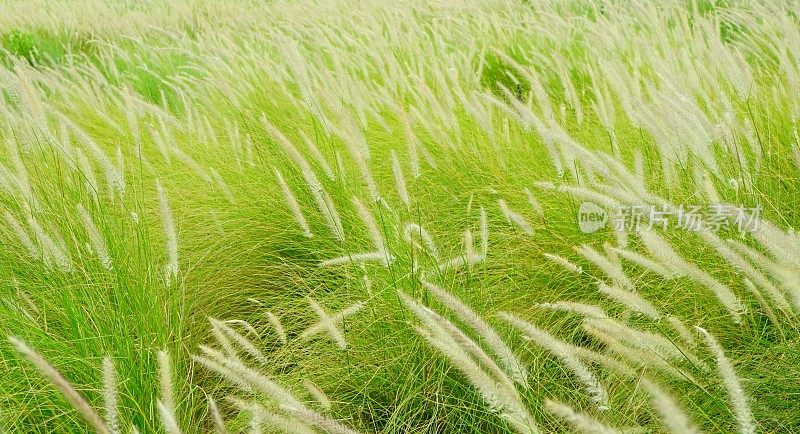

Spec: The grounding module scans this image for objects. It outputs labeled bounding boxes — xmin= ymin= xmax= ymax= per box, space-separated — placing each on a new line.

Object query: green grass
xmin=1 ymin=0 xmax=800 ymax=433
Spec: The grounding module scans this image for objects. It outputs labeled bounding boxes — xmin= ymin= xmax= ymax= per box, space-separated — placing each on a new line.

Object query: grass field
xmin=1 ymin=0 xmax=800 ymax=432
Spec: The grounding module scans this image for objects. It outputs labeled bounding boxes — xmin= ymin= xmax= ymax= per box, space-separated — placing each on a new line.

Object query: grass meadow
xmin=1 ymin=0 xmax=800 ymax=432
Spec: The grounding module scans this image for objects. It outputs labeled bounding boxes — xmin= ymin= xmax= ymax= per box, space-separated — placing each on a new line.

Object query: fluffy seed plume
xmin=158 ymin=400 xmax=182 ymax=434
xmin=498 ymin=199 xmax=534 ymax=235
xmin=543 ymin=253 xmax=582 ymax=274
xmin=640 ymin=379 xmax=701 ymax=434
xmin=611 ymin=247 xmax=675 ymax=279
xmin=209 ymin=318 xmax=267 ymax=364
xmin=102 ymin=357 xmax=119 ymax=434
xmin=262 ymin=117 xmax=343 ymax=240
xmin=77 ymin=203 xmax=112 ymax=270
xmin=597 ymin=282 xmax=661 ymax=320
xmin=3 ymin=211 xmax=39 ymax=259
xmin=502 ymin=313 xmax=608 ymax=409
xmin=300 ymin=131 xmax=336 ymax=181
xmin=207 ymin=396 xmax=228 ymax=434
xmin=319 ymin=251 xmax=394 ymax=268
xmin=274 ymin=167 xmax=313 ymax=238
xmin=640 ymin=231 xmax=744 ymax=321
xmin=398 ymin=292 xmax=539 ymax=434
xmin=303 ymin=379 xmax=332 ymax=411
xmin=352 ymin=197 xmax=387 ymax=254
xmin=574 ymin=244 xmax=634 ymax=290
xmin=524 ymin=188 xmax=544 ymax=216
xmin=26 ymin=213 xmax=73 ymax=273
xmin=544 ymin=399 xmax=620 ymax=434
xmin=300 ymin=297 xmax=364 ymax=350
xmin=158 ymin=349 xmax=176 ymax=422
xmin=390 ymin=150 xmax=410 ymax=206
xmin=402 ymin=223 xmax=440 ymax=261
xmin=422 ymin=281 xmax=528 ymax=387
xmin=479 ymin=207 xmax=488 ymax=256
xmin=156 ymin=180 xmax=178 ymax=284
xmin=695 ymin=326 xmax=755 ymax=434
xmin=8 ymin=336 xmax=111 ymax=434
xmin=265 ymin=312 xmax=287 ymax=344
xmin=534 ymin=301 xmax=606 ymax=318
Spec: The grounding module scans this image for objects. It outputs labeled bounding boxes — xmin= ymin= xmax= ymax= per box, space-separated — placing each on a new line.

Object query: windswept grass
xmin=1 ymin=0 xmax=800 ymax=433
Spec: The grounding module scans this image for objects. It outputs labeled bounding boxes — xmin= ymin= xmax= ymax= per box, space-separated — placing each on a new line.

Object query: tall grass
xmin=1 ymin=0 xmax=799 ymax=432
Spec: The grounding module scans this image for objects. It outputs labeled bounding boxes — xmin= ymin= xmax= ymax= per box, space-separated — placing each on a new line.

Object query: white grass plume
xmin=171 ymin=147 xmax=212 ymax=183
xmin=435 ymin=253 xmax=485 ymax=273
xmin=585 ymin=326 xmax=696 ymax=383
xmin=699 ymin=231 xmax=790 ymax=313
xmin=597 ymin=282 xmax=661 ymax=320
xmin=262 ymin=117 xmax=343 ymax=240
xmin=207 ymin=396 xmax=227 ymax=434
xmin=300 ymin=131 xmax=336 ymax=181
xmin=158 ymin=349 xmax=176 ymax=423
xmin=352 ymin=197 xmax=387 ymax=254
xmin=640 ymin=378 xmax=701 ymax=434
xmin=300 ymin=297 xmax=364 ymax=350
xmin=197 ymin=349 xmax=358 ymax=433
xmin=158 ymin=400 xmax=181 ymax=434
xmin=26 ymin=212 xmax=73 ymax=273
xmin=390 ymin=150 xmax=410 ymax=207
xmin=156 ymin=180 xmax=178 ymax=284
xmin=543 ymin=253 xmax=582 ymax=274
xmin=534 ymin=302 xmax=606 ymax=318
xmin=248 ymin=401 xmax=263 ymax=434
xmin=398 ymin=292 xmax=538 ymax=434
xmin=227 ymin=400 xmax=315 ymax=434
xmin=524 ymin=188 xmax=543 ymax=217
xmin=0 ymin=164 xmax=17 ymax=195
xmin=479 ymin=207 xmax=488 ymax=256
xmin=639 ymin=230 xmax=744 ymax=321
xmin=77 ymin=203 xmax=112 ymax=270
xmin=281 ymin=405 xmax=363 ymax=434
xmin=74 ymin=146 xmax=100 ymax=199
xmin=3 ymin=211 xmax=39 ymax=259
xmin=303 ymin=379 xmax=332 ymax=411
xmin=210 ymin=319 xmax=239 ymax=360
xmin=585 ymin=318 xmax=702 ymax=367
xmin=695 ymin=326 xmax=755 ymax=434
xmin=666 ymin=316 xmax=697 ymax=348
xmin=464 ymin=229 xmax=475 ymax=260
xmin=742 ymin=278 xmax=781 ymax=330
xmin=63 ymin=116 xmax=125 ymax=195
xmin=209 ymin=168 xmax=236 ymax=204
xmin=209 ymin=318 xmax=267 ymax=364
xmin=8 ymin=336 xmax=111 ymax=434
xmin=544 ymin=399 xmax=620 ymax=434
xmin=611 ymin=247 xmax=675 ymax=279
xmin=402 ymin=223 xmax=440 ymax=261
xmin=498 ymin=199 xmax=534 ymax=235
xmin=574 ymin=244 xmax=634 ymax=291
xmin=5 ymin=137 xmax=40 ymax=208
xmin=194 ymin=346 xmax=302 ymax=408
xmin=501 ymin=313 xmax=608 ymax=409
xmin=319 ymin=251 xmax=393 ymax=268
xmin=274 ymin=167 xmax=313 ymax=238
xmin=422 ymin=281 xmax=528 ymax=387
xmin=102 ymin=357 xmax=119 ymax=434
xmin=427 ymin=305 xmax=517 ymax=391
xmin=265 ymin=312 xmax=287 ymax=344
